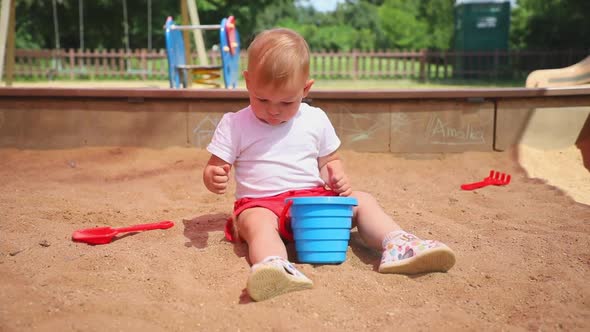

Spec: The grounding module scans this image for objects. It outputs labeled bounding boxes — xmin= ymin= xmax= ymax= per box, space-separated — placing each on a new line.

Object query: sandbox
xmin=0 ymin=86 xmax=588 ymax=330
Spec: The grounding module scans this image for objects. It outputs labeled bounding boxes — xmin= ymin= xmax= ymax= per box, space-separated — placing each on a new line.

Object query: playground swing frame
xmin=49 ymin=0 xmax=155 ymax=80
xmin=164 ymin=15 xmax=240 ymax=89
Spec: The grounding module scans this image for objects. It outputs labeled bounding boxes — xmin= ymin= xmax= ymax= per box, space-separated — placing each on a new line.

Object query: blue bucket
xmin=286 ymin=196 xmax=358 ymax=264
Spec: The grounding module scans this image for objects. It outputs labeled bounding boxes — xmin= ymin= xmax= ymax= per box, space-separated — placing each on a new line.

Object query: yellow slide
xmin=526 ymin=56 xmax=590 ymax=88
xmin=519 ymin=55 xmax=590 ymax=205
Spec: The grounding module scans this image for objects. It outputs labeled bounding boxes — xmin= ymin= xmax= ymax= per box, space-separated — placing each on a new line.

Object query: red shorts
xmin=225 ymin=186 xmax=337 ymax=242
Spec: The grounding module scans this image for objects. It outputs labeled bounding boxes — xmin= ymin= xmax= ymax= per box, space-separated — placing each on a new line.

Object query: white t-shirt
xmin=207 ymin=102 xmax=341 ymax=199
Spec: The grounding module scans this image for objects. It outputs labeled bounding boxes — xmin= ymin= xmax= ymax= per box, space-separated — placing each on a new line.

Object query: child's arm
xmin=203 ymin=154 xmax=232 ymax=194
xmin=318 ymin=151 xmax=352 ymax=196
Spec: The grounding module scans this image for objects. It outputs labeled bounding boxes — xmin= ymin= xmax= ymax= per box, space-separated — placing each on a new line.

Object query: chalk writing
xmin=426 ymin=115 xmax=485 ymax=145
xmin=346 ymin=113 xmax=387 ymax=143
xmin=192 ymin=115 xmax=221 ymax=148
xmin=391 ymin=113 xmax=411 ymax=133
xmin=334 ymin=105 xmax=389 ymax=146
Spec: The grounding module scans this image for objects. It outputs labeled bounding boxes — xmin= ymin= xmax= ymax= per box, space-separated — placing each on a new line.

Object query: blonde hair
xmin=247 ymin=28 xmax=310 ymax=87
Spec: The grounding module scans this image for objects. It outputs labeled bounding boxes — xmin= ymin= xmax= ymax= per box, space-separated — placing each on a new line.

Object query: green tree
xmin=15 ymin=0 xmax=588 ymax=54
xmin=333 ymin=1 xmax=380 ymax=50
xmin=377 ymin=0 xmax=429 ymax=49
xmin=14 ymin=0 xmax=180 ymax=50
xmin=419 ymin=0 xmax=454 ymax=50
xmin=194 ymin=0 xmax=294 ymax=47
xmin=251 ymin=0 xmax=299 ymax=34
xmin=12 ymin=1 xmax=284 ymax=50
xmin=510 ymin=0 xmax=590 ymax=50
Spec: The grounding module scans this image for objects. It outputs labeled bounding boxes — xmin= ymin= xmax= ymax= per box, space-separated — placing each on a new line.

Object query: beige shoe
xmin=378 ymin=235 xmax=456 ymax=274
xmin=247 ymin=256 xmax=313 ymax=302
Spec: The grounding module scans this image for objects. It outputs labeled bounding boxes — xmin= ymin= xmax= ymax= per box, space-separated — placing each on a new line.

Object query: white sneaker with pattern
xmin=247 ymin=256 xmax=313 ymax=301
xmin=378 ymin=231 xmax=456 ymax=274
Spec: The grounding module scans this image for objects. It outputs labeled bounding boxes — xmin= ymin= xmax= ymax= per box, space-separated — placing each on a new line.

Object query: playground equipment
xmin=521 ymin=55 xmax=590 ymax=151
xmin=164 ymin=16 xmax=240 ymax=89
xmin=0 ymin=0 xmax=15 ymax=85
xmin=526 ymin=56 xmax=590 ymax=88
xmin=513 ymin=55 xmax=590 ymax=204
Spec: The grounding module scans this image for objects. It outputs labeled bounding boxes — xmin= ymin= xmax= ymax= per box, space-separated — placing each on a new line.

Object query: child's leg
xmin=351 ymin=191 xmax=456 ymax=274
xmin=236 ymin=207 xmax=312 ymax=301
xmin=236 ymin=207 xmax=288 ymax=264
xmin=351 ymin=191 xmax=403 ymax=249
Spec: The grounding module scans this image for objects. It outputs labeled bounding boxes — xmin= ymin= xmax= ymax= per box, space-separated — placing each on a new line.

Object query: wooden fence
xmin=12 ymin=48 xmax=589 ymax=82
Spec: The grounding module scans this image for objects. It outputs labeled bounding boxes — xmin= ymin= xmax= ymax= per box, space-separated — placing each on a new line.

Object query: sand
xmin=1 ymin=146 xmax=589 ymax=331
xmin=518 ymin=144 xmax=590 ymax=206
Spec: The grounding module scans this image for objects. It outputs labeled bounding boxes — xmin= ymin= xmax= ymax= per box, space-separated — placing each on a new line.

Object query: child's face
xmin=244 ymin=71 xmax=314 ymax=126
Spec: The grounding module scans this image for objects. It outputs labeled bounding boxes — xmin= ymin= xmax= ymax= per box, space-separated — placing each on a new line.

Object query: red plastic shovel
xmin=461 ymin=170 xmax=511 ymax=191
xmin=72 ymin=220 xmax=174 ymax=245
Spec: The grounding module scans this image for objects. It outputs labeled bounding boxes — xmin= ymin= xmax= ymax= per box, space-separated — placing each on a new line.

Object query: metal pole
xmin=169 ymin=25 xmax=221 ymax=31
xmin=147 ymin=0 xmax=152 ymax=74
xmin=180 ymin=0 xmax=192 ymax=87
xmin=122 ymin=0 xmax=130 ymax=69
xmin=186 ymin=0 xmax=208 ymax=66
xmin=147 ymin=0 xmax=152 ymax=51
xmin=5 ymin=0 xmax=14 ymax=85
xmin=0 ymin=0 xmax=11 ymax=82
xmin=79 ymin=0 xmax=84 ymax=50
xmin=52 ymin=0 xmax=61 ymax=50
xmin=50 ymin=0 xmax=62 ymax=75
xmin=0 ymin=0 xmax=11 ymax=80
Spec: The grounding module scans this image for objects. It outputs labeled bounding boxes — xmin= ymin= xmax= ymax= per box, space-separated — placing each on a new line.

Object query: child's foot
xmin=247 ymin=256 xmax=313 ymax=302
xmin=378 ymin=232 xmax=456 ymax=274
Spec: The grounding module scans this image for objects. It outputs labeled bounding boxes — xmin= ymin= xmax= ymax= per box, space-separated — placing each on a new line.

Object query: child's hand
xmin=204 ymin=164 xmax=231 ymax=194
xmin=327 ymin=163 xmax=352 ymax=196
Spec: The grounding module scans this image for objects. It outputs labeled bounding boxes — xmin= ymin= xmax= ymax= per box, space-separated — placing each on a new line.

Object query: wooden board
xmin=389 ymin=101 xmax=495 ymax=153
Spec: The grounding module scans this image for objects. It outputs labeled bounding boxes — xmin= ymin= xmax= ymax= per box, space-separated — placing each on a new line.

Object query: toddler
xmin=203 ymin=28 xmax=455 ymax=302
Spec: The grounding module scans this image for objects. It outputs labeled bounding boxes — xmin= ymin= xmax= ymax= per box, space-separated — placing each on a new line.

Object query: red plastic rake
xmin=461 ymin=170 xmax=511 ymax=191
